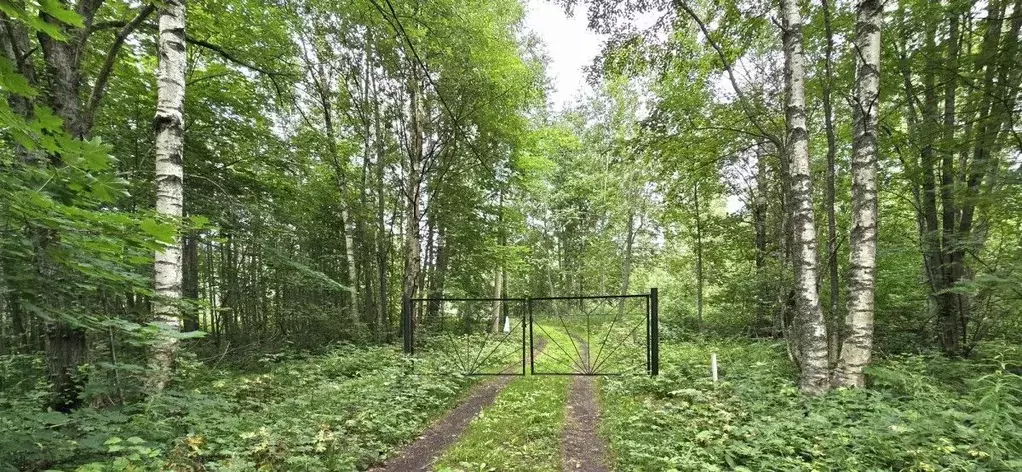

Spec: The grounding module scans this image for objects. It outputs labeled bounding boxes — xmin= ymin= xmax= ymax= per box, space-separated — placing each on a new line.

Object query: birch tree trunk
xmin=821 ymin=0 xmax=841 ymax=367
xmin=617 ymin=210 xmax=635 ymax=317
xmin=372 ymin=77 xmax=390 ymax=343
xmin=781 ymin=0 xmax=829 ymax=394
xmin=694 ymin=184 xmax=704 ymax=330
xmin=491 ymin=268 xmax=504 ymax=332
xmin=491 ymin=190 xmax=505 ymax=332
xmin=836 ymin=0 xmax=882 ymax=388
xmin=400 ymin=69 xmax=424 ymax=331
xmin=149 ymin=0 xmax=186 ymax=393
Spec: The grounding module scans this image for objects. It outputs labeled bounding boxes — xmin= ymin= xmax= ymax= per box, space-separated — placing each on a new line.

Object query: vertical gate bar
xmin=584 ymin=300 xmax=589 ymax=373
xmin=528 ymin=298 xmax=535 ymax=375
xmin=402 ymin=295 xmax=413 ymax=355
xmin=650 ymin=287 xmax=659 ymax=376
xmin=521 ymin=301 xmax=526 ymax=375
xmin=645 ymin=293 xmax=651 ymax=375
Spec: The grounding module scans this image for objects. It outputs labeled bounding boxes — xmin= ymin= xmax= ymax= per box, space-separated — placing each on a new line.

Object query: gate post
xmin=522 ymin=300 xmax=527 ymax=375
xmin=528 ymin=297 xmax=535 ymax=375
xmin=402 ymin=295 xmax=413 ymax=355
xmin=650 ymin=287 xmax=659 ymax=376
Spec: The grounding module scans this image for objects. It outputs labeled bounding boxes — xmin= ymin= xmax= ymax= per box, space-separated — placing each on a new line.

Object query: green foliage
xmin=601 ymin=340 xmax=1022 ymax=471
xmin=435 ymin=331 xmax=574 ymax=472
xmin=0 ymin=345 xmax=475 ymax=471
xmin=437 ymin=375 xmax=569 ymax=472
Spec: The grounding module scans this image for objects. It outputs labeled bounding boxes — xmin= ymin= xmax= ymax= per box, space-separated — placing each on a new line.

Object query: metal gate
xmin=403 ymin=288 xmax=658 ymax=376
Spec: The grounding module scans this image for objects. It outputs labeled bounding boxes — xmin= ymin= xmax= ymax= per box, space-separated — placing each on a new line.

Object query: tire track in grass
xmin=434 ymin=329 xmax=576 ymax=472
xmin=373 ymin=338 xmax=547 ymax=472
xmin=561 ymin=336 xmax=610 ymax=472
xmin=562 ymin=376 xmax=609 ymax=471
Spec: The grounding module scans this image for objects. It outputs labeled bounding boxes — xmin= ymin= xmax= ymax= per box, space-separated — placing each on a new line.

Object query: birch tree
xmin=401 ymin=67 xmax=424 ymax=328
xmin=149 ymin=0 xmax=187 ymax=392
xmin=820 ymin=0 xmax=841 ymax=366
xmin=780 ymin=0 xmax=829 ymax=394
xmin=836 ymin=0 xmax=882 ymax=388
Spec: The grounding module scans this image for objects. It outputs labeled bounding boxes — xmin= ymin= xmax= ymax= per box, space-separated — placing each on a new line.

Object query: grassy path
xmin=373 ymin=374 xmax=520 ymax=472
xmin=373 ymin=338 xmax=548 ymax=471
xmin=435 ymin=372 xmax=570 ymax=471
xmin=433 ymin=327 xmax=609 ymax=472
xmin=560 ymin=338 xmax=611 ymax=472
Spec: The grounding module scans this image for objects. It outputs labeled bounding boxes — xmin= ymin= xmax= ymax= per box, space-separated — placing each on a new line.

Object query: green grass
xmin=599 ymin=339 xmax=1022 ymax=471
xmin=417 ymin=328 xmax=528 ymax=375
xmin=531 ymin=304 xmax=649 ymax=375
xmin=434 ymin=328 xmax=587 ymax=472
xmin=1 ymin=345 xmax=480 ymax=471
xmin=435 ymin=375 xmax=569 ymax=472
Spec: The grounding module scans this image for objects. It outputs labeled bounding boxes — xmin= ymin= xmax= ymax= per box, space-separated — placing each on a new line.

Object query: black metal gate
xmin=403 ymin=288 xmax=658 ymax=376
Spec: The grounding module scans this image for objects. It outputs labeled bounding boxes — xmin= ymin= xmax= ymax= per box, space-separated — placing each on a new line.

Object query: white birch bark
xmin=401 ymin=69 xmax=423 ymax=327
xmin=150 ymin=0 xmax=186 ymax=392
xmin=836 ymin=0 xmax=882 ymax=388
xmin=491 ymin=268 xmax=503 ymax=333
xmin=781 ymin=0 xmax=830 ymax=394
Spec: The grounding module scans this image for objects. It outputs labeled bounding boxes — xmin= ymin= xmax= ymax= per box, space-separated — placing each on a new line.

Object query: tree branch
xmin=90 ymin=19 xmax=294 ymax=77
xmin=85 ymin=3 xmax=156 ymax=128
xmin=675 ymin=1 xmax=781 ymax=147
xmin=186 ymin=35 xmax=294 ymax=77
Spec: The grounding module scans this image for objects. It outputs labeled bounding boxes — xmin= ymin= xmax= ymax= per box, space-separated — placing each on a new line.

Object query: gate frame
xmin=402 ymin=288 xmax=659 ymax=376
xmin=405 ymin=296 xmax=528 ymax=375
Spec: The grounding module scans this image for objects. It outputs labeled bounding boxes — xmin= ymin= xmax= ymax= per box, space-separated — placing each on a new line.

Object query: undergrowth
xmin=435 ymin=330 xmax=574 ymax=472
xmin=1 ymin=345 xmax=474 ymax=471
xmin=600 ymin=340 xmax=1022 ymax=471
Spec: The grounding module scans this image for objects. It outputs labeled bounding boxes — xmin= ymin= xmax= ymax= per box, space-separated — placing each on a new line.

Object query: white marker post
xmin=711 ymin=353 xmax=718 ymax=382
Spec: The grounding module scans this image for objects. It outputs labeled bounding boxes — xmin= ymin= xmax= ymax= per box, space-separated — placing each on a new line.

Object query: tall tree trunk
xmin=372 ymin=79 xmax=390 ymax=343
xmin=342 ymin=212 xmax=358 ymax=326
xmin=307 ymin=46 xmax=360 ymax=330
xmin=617 ymin=211 xmax=636 ymax=318
xmin=35 ymin=4 xmax=94 ymax=411
xmin=182 ymin=232 xmax=200 ymax=332
xmin=938 ymin=6 xmax=962 ymax=358
xmin=821 ymin=0 xmax=841 ymax=367
xmin=401 ymin=68 xmax=424 ymax=330
xmin=491 ymin=190 xmax=505 ymax=333
xmin=693 ymin=185 xmax=703 ymax=329
xmin=754 ymin=145 xmax=769 ymax=334
xmin=427 ymin=227 xmax=446 ymax=321
xmin=149 ymin=0 xmax=186 ymax=393
xmin=938 ymin=0 xmax=1006 ymax=356
xmin=836 ymin=0 xmax=882 ymax=388
xmin=490 ymin=268 xmax=504 ymax=333
xmin=781 ymin=0 xmax=829 ymax=393
xmin=905 ymin=3 xmax=949 ymax=355
xmin=45 ymin=322 xmax=86 ymax=411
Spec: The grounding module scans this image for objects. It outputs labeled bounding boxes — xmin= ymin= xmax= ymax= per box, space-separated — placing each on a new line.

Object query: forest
xmin=1 ymin=0 xmax=1021 ymax=470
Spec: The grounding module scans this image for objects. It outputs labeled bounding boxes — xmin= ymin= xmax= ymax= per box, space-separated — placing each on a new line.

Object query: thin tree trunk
xmin=693 ymin=185 xmax=703 ymax=329
xmin=781 ymin=0 xmax=829 ymax=393
xmin=836 ymin=0 xmax=882 ymax=388
xmin=490 ymin=268 xmax=504 ymax=333
xmin=182 ymin=232 xmax=199 ymax=332
xmin=491 ymin=190 xmax=505 ymax=332
xmin=939 ymin=6 xmax=962 ymax=358
xmin=427 ymin=227 xmax=446 ymax=321
xmin=342 ymin=211 xmax=358 ymax=325
xmin=149 ymin=0 xmax=186 ymax=393
xmin=754 ymin=145 xmax=768 ymax=334
xmin=821 ymin=0 xmax=841 ymax=366
xmin=401 ymin=67 xmax=424 ymax=330
xmin=372 ymin=77 xmax=390 ymax=343
xmin=615 ymin=210 xmax=636 ymax=321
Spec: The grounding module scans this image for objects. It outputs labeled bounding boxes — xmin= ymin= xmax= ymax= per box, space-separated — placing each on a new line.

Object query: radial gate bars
xmin=402 ymin=288 xmax=659 ymax=376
